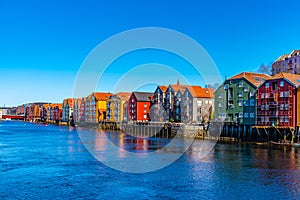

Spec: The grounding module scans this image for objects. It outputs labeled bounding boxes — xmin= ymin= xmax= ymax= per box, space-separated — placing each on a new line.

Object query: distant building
xmin=17 ymin=105 xmax=25 ymax=115
xmin=128 ymin=92 xmax=153 ymax=121
xmin=85 ymin=92 xmax=112 ymax=123
xmin=107 ymin=92 xmax=131 ymax=123
xmin=151 ymin=86 xmax=168 ymax=122
xmin=256 ymin=72 xmax=300 ymax=127
xmin=73 ymin=98 xmax=82 ymax=123
xmin=123 ymin=100 xmax=129 ymax=122
xmin=41 ymin=104 xmax=51 ymax=122
xmin=0 ymin=107 xmax=9 ymax=116
xmin=181 ymin=86 xmax=214 ymax=123
xmin=272 ymin=50 xmax=300 ymax=75
xmin=214 ymin=72 xmax=269 ymax=125
xmin=165 ymin=82 xmax=189 ymax=121
xmin=49 ymin=104 xmax=62 ymax=122
xmin=62 ymin=98 xmax=74 ymax=122
xmin=79 ymin=97 xmax=86 ymax=122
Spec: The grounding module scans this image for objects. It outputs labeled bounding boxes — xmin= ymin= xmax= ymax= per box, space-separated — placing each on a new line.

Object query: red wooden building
xmin=128 ymin=92 xmax=153 ymax=121
xmin=256 ymin=72 xmax=300 ymax=127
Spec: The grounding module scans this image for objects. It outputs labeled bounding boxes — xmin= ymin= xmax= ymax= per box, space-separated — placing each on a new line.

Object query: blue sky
xmin=1 ymin=0 xmax=300 ymax=106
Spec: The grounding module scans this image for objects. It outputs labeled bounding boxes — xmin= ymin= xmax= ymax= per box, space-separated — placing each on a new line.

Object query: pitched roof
xmin=169 ymin=84 xmax=190 ymax=93
xmin=228 ymin=72 xmax=270 ymax=87
xmin=158 ymin=86 xmax=168 ymax=92
xmin=114 ymin=92 xmax=131 ymax=101
xmin=63 ymin=98 xmax=74 ymax=106
xmin=274 ymin=50 xmax=300 ymax=62
xmin=268 ymin=72 xmax=300 ymax=87
xmin=186 ymin=86 xmax=214 ymax=98
xmin=133 ymin=92 xmax=153 ymax=102
xmin=51 ymin=103 xmax=62 ymax=109
xmin=93 ymin=92 xmax=112 ymax=101
xmin=290 ymin=50 xmax=300 ymax=57
xmin=275 ymin=54 xmax=289 ymax=62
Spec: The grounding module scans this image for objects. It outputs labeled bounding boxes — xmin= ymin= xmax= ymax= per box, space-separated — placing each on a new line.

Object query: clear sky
xmin=1 ymin=0 xmax=300 ymax=106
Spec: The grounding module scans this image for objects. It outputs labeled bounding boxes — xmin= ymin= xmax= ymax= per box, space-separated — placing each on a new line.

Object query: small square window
xmin=266 ymin=83 xmax=270 ymax=88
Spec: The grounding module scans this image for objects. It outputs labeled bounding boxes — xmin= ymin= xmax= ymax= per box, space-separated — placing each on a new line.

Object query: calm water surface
xmin=0 ymin=121 xmax=299 ymax=199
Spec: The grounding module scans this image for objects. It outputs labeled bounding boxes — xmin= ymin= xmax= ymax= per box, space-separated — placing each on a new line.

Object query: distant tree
xmin=205 ymin=83 xmax=220 ymax=90
xmin=257 ymin=63 xmax=272 ymax=75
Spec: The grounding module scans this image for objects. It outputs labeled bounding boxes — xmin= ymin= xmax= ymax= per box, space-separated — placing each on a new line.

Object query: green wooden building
xmin=214 ymin=72 xmax=269 ymax=125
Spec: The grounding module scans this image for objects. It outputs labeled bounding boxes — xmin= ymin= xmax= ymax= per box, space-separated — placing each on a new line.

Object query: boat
xmin=256 ymin=142 xmax=268 ymax=146
xmin=270 ymin=141 xmax=292 ymax=147
xmin=291 ymin=143 xmax=300 ymax=148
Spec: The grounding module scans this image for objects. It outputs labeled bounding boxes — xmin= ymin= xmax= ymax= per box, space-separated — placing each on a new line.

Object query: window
xmin=244 ymin=87 xmax=249 ymax=92
xmin=144 ymin=109 xmax=147 ymax=113
xmin=272 ymin=82 xmax=278 ymax=90
xmin=285 ymin=116 xmax=289 ymax=123
xmin=280 ymin=116 xmax=284 ymax=123
xmin=285 ymin=91 xmax=290 ymax=97
xmin=244 ymin=100 xmax=249 ymax=106
xmin=280 ymin=81 xmax=285 ymax=87
xmin=224 ymin=84 xmax=229 ymax=90
xmin=239 ymin=112 xmax=243 ymax=118
xmin=250 ymin=113 xmax=255 ymax=118
xmin=238 ymin=100 xmax=243 ymax=107
xmin=261 ymin=93 xmax=265 ymax=98
xmin=238 ymin=82 xmax=243 ymax=87
xmin=218 ymin=93 xmax=223 ymax=98
xmin=209 ymin=100 xmax=212 ymax=104
xmin=265 ymin=105 xmax=269 ymax=110
xmin=261 ymin=105 xmax=265 ymax=110
xmin=280 ymin=92 xmax=284 ymax=97
xmin=266 ymin=82 xmax=270 ymax=88
xmin=261 ymin=117 xmax=264 ymax=122
xmin=280 ymin=104 xmax=284 ymax=110
xmin=249 ymin=91 xmax=254 ymax=97
xmin=265 ymin=93 xmax=269 ymax=98
xmin=229 ymin=88 xmax=233 ymax=98
xmin=265 ymin=117 xmax=269 ymax=123
xmin=144 ymin=104 xmax=147 ymax=107
xmin=218 ymin=101 xmax=223 ymax=107
xmin=238 ymin=92 xmax=243 ymax=97
xmin=205 ymin=100 xmax=208 ymax=104
xmin=250 ymin=99 xmax=255 ymax=106
xmin=144 ymin=114 xmax=147 ymax=119
xmin=285 ymin=104 xmax=289 ymax=110
xmin=244 ymin=113 xmax=248 ymax=118
xmin=197 ymin=100 xmax=202 ymax=106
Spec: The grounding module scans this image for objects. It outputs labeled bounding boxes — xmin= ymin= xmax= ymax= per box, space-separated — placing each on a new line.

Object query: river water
xmin=0 ymin=121 xmax=299 ymax=199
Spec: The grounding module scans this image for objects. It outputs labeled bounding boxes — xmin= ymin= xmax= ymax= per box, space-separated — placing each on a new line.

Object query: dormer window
xmin=265 ymin=82 xmax=270 ymax=88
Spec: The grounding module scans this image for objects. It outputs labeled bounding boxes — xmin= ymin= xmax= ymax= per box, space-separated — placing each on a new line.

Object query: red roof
xmin=186 ymin=86 xmax=214 ymax=98
xmin=158 ymin=86 xmax=168 ymax=92
xmin=268 ymin=72 xmax=300 ymax=87
xmin=93 ymin=92 xmax=112 ymax=101
xmin=114 ymin=92 xmax=131 ymax=101
xmin=228 ymin=72 xmax=270 ymax=87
